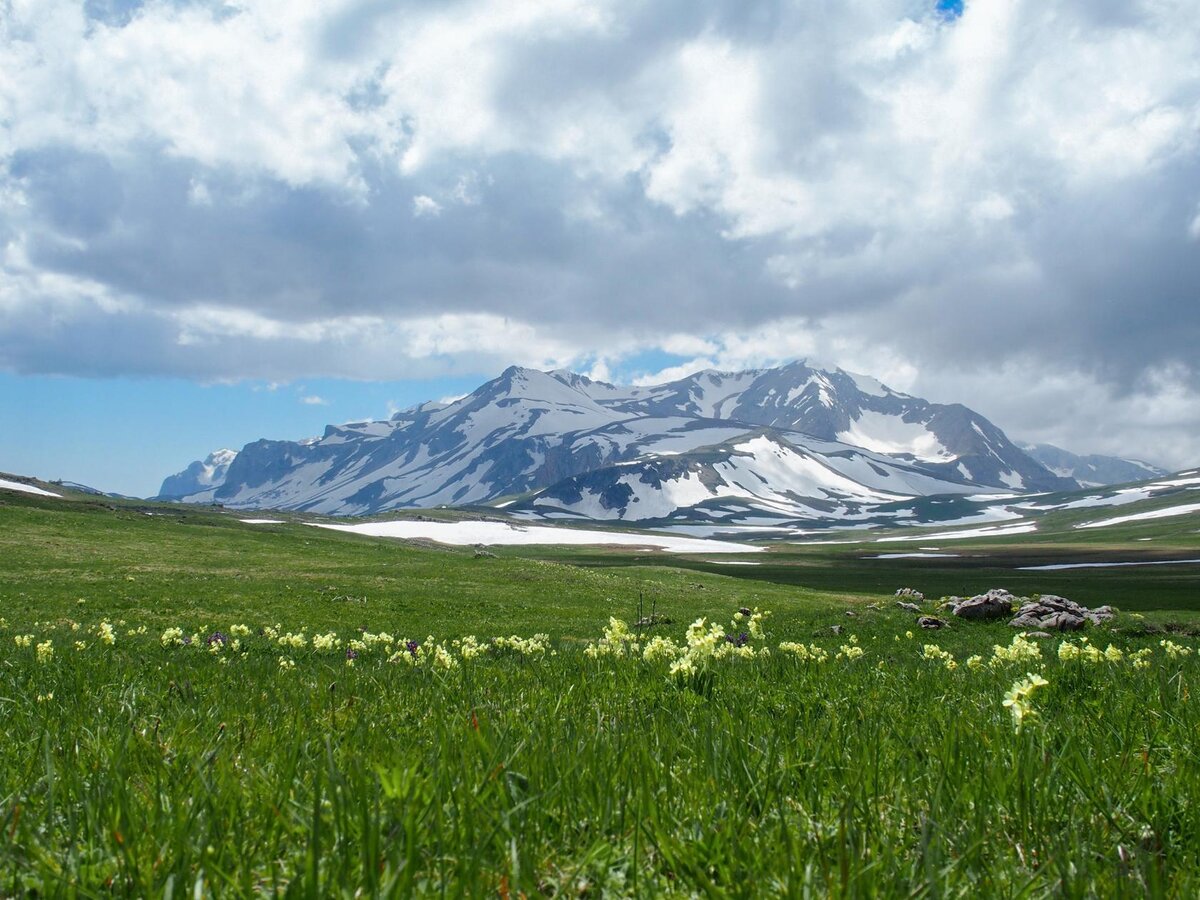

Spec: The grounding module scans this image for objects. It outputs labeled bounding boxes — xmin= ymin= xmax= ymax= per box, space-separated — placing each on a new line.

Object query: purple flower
xmin=206 ymin=631 xmax=228 ymax=646
xmin=345 ymin=648 xmax=359 ymax=660
xmin=724 ymin=632 xmax=749 ymax=647
xmin=405 ymin=640 xmax=420 ymax=658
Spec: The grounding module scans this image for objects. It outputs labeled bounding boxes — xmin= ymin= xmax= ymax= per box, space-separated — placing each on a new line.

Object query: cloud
xmin=412 ymin=195 xmax=442 ymax=217
xmin=300 ymin=394 xmax=329 ymax=405
xmin=0 ymin=0 xmax=1197 ymax=466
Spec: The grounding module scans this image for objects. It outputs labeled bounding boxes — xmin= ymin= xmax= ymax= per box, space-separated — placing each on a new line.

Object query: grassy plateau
xmin=2 ymin=486 xmax=1200 ymax=896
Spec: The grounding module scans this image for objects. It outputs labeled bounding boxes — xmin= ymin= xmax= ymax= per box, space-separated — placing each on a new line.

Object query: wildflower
xmin=836 ymin=644 xmax=864 ymax=661
xmin=584 ymin=618 xmax=639 ymax=658
xmin=643 ymin=635 xmax=682 ymax=663
xmin=345 ymin=647 xmax=358 ymax=667
xmin=36 ymin=640 xmax=54 ymax=664
xmin=922 ymin=644 xmax=956 ymax=670
xmin=454 ymin=636 xmax=486 ymax=660
xmin=991 ymin=633 xmax=1041 ymax=666
xmin=313 ymin=632 xmax=341 ymax=652
xmin=1103 ymin=644 xmax=1124 ymax=663
xmin=966 ymin=655 xmax=984 ymax=671
xmin=492 ymin=634 xmax=551 ymax=657
xmin=15 ymin=634 xmax=33 ymax=648
xmin=778 ymin=642 xmax=829 ymax=662
xmin=905 ymin=631 xmax=913 ymax=640
xmin=1161 ymin=640 xmax=1192 ymax=659
xmin=205 ymin=631 xmax=228 ymax=648
xmin=431 ymin=643 xmax=458 ymax=670
xmin=36 ymin=692 xmax=53 ymax=703
xmin=74 ymin=641 xmax=88 ymax=652
xmin=97 ymin=621 xmax=116 ymax=645
xmin=277 ymin=656 xmax=296 ymax=671
xmin=1002 ymin=673 xmax=1049 ymax=730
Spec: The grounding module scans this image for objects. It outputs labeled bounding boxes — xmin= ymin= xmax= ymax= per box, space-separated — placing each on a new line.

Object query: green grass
xmin=4 ymin=490 xmax=1200 ymax=895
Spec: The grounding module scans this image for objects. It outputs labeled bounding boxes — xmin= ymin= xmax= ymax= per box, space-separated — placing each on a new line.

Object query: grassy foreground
xmin=3 ymin=491 xmax=1200 ymax=895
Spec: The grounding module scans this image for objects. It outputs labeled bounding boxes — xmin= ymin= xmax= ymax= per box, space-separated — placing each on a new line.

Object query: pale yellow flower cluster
xmin=778 ymin=642 xmax=830 ymax=662
xmin=312 ymin=632 xmax=341 ymax=652
xmin=1161 ymin=640 xmax=1193 ymax=659
xmin=1002 ymin=673 xmax=1049 ymax=730
xmin=35 ymin=640 xmax=54 ymax=664
xmin=991 ymin=633 xmax=1042 ymax=666
xmin=584 ymin=617 xmax=640 ymax=658
xmin=922 ymin=644 xmax=957 ymax=671
xmin=98 ymin=621 xmax=116 ymax=646
xmin=1058 ymin=639 xmax=1145 ymax=666
xmin=491 ymin=634 xmax=551 ymax=657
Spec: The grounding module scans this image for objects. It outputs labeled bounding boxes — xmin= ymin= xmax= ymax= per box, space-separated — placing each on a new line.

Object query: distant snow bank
xmin=1076 ymin=502 xmax=1200 ymax=529
xmin=240 ymin=518 xmax=285 ymax=525
xmin=0 ymin=477 xmax=61 ymax=498
xmin=1020 ymin=559 xmax=1200 ymax=571
xmin=304 ymin=519 xmax=765 ymax=554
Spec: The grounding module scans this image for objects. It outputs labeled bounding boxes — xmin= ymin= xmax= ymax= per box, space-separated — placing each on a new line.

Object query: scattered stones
xmin=895 ymin=587 xmax=925 ymax=602
xmin=1008 ymin=594 xmax=1117 ymax=631
xmin=845 ymin=610 xmax=858 ymax=617
xmin=951 ymin=589 xmax=1017 ymax=621
xmin=918 ymin=616 xmax=948 ymax=629
xmin=473 ymin=548 xmax=497 ymax=559
xmin=829 ymin=625 xmax=844 ymax=635
xmin=895 ymin=601 xmax=922 ymax=613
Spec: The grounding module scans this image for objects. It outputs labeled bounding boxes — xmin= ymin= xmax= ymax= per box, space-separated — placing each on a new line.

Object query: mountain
xmin=1020 ymin=443 xmax=1166 ymax=488
xmin=158 ymin=449 xmax=239 ymax=502
xmin=158 ymin=362 xmax=1077 ymax=523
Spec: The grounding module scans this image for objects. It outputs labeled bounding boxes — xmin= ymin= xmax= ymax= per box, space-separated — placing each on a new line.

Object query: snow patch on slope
xmin=0 ymin=477 xmax=61 ymax=498
xmin=303 ymin=519 xmax=763 ymax=554
xmin=837 ymin=411 xmax=951 ymax=462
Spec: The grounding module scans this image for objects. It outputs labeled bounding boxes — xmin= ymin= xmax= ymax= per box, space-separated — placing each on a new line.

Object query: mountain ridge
xmin=157 ymin=361 xmax=1078 ymax=523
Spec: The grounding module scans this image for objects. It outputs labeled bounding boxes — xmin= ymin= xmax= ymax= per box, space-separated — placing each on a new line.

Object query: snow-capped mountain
xmin=1019 ymin=443 xmax=1166 ymax=488
xmin=157 ymin=362 xmax=1076 ymax=522
xmin=157 ymin=449 xmax=239 ymax=502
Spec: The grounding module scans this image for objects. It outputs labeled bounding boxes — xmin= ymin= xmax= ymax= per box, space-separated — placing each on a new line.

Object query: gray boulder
xmin=1008 ymin=595 xmax=1115 ymax=630
xmin=952 ymin=589 xmax=1017 ymax=621
xmin=918 ymin=616 xmax=948 ymax=630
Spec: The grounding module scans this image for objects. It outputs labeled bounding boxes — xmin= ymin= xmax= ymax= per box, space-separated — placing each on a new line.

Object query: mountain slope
xmin=1020 ymin=443 xmax=1166 ymax=487
xmin=158 ymin=362 xmax=1076 ymax=520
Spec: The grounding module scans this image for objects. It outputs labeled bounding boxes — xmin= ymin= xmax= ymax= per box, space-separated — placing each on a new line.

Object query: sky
xmin=1 ymin=0 xmax=1198 ymax=497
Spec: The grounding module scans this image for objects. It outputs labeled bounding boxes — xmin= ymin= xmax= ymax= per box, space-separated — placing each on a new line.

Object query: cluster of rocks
xmin=942 ymin=588 xmax=1116 ymax=631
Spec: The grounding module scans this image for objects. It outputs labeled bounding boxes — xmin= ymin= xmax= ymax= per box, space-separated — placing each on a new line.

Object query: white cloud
xmin=300 ymin=394 xmax=328 ymax=405
xmin=411 ymin=194 xmax=441 ymax=217
xmin=0 ymin=0 xmax=1197 ymax=468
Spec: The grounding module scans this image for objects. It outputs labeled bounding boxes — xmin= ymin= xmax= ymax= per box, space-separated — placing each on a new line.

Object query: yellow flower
xmin=1002 ymin=673 xmax=1049 ymax=730
xmin=36 ymin=640 xmax=54 ymax=664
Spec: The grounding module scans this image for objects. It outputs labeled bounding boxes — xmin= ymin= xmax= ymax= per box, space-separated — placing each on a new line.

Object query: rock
xmin=738 ymin=607 xmax=752 ymax=617
xmin=829 ymin=625 xmax=844 ymax=635
xmin=845 ymin=610 xmax=858 ymax=617
xmin=1008 ymin=595 xmax=1107 ymax=630
xmin=895 ymin=588 xmax=925 ymax=602
xmin=895 ymin=601 xmax=922 ymax=613
xmin=952 ymin=589 xmax=1017 ymax=621
xmin=1024 ymin=631 xmax=1054 ymax=639
xmin=918 ymin=616 xmax=948 ymax=629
